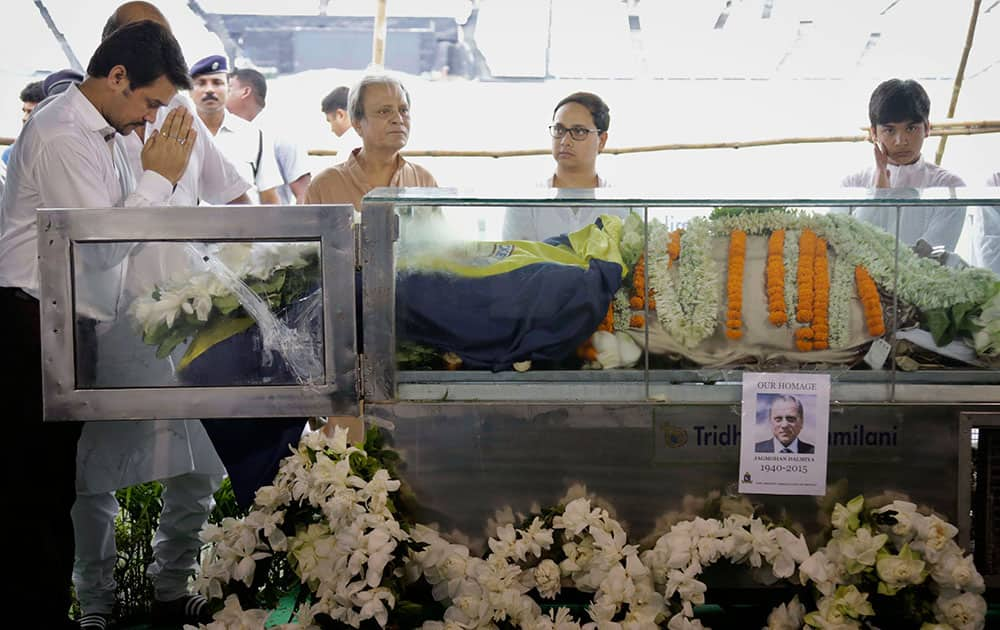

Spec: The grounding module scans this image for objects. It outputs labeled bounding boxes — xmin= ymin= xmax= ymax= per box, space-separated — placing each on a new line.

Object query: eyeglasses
xmin=548 ymin=123 xmax=601 ymax=141
xmin=367 ymin=105 xmax=411 ymax=120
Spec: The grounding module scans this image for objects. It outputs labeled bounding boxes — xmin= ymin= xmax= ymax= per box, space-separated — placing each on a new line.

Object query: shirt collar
xmin=546 ymin=173 xmax=607 ymax=188
xmin=887 ymin=155 xmax=925 ymax=173
xmin=774 ymin=437 xmax=800 ymax=452
xmin=220 ymin=109 xmax=248 ymax=133
xmin=66 ymin=83 xmax=117 ymax=144
xmin=345 ymin=148 xmax=408 ymax=188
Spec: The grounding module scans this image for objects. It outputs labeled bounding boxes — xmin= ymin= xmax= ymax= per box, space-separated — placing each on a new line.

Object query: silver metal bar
xmin=396 ymin=382 xmax=1000 ymax=404
xmin=361 ymin=202 xmax=398 ymax=402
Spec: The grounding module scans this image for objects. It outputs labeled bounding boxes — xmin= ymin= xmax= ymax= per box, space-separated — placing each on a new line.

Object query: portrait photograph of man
xmin=754 ymin=393 xmax=815 ymax=454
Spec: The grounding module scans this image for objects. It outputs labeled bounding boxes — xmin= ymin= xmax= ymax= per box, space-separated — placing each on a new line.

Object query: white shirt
xmin=120 ymin=93 xmax=251 ymax=302
xmin=332 ymin=126 xmax=361 ymax=164
xmin=256 ymin=109 xmax=310 ymax=204
xmin=146 ymin=93 xmax=251 ymax=206
xmin=77 ymin=93 xmax=238 ymax=494
xmin=839 ymin=156 xmax=966 ymax=251
xmin=209 ymin=110 xmax=282 ymax=203
xmin=0 ymin=84 xmax=172 ymax=319
xmin=502 ymin=175 xmax=628 ymax=241
xmin=972 ymin=173 xmax=1000 ymax=274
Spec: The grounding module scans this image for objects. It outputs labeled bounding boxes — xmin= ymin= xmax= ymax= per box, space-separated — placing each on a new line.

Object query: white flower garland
xmin=649 ymin=218 xmax=722 ymax=348
xmin=828 ymin=254 xmax=853 ymax=349
xmin=613 ymin=287 xmax=633 ymax=333
xmin=782 ymin=229 xmax=800 ymax=330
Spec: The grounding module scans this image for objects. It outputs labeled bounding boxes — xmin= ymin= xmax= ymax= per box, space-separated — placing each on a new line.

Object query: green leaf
xmin=213 ymin=293 xmax=241 ymax=314
xmin=156 ymin=326 xmax=190 ymax=359
xmin=248 ymin=269 xmax=287 ymax=295
xmin=951 ymin=302 xmax=974 ymax=323
xmin=709 ymin=206 xmax=788 ymax=220
xmin=142 ymin=322 xmax=170 ymax=346
xmin=921 ymin=309 xmax=955 ymax=346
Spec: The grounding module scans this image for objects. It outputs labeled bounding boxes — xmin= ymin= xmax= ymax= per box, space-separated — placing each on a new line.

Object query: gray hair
xmin=769 ymin=395 xmax=804 ymax=420
xmin=348 ymin=75 xmax=410 ymax=124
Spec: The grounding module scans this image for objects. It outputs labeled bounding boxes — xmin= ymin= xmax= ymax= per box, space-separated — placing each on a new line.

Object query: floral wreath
xmin=190 ymin=426 xmax=987 ymax=630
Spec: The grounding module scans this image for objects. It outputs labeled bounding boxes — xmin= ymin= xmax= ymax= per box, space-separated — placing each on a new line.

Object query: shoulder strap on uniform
xmin=252 ymin=129 xmax=263 ymax=179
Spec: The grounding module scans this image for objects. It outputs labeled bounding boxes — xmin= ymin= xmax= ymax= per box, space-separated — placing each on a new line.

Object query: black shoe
xmin=150 ymin=594 xmax=212 ymax=625
xmin=78 ymin=612 xmax=114 ymax=630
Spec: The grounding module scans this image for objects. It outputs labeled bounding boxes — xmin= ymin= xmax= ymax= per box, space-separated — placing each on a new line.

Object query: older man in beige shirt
xmin=305 ymin=75 xmax=436 ymax=213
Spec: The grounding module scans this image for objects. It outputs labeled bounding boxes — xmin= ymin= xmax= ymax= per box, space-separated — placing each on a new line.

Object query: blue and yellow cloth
xmin=397 ymin=215 xmax=626 ymax=370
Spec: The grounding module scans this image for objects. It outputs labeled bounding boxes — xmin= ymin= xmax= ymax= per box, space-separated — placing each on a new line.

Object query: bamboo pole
xmin=4 ymin=121 xmax=998 ymax=157
xmin=935 ymin=0 xmax=982 ymax=166
xmin=301 ymin=121 xmax=1000 ymax=158
xmin=371 ymin=0 xmax=388 ymax=68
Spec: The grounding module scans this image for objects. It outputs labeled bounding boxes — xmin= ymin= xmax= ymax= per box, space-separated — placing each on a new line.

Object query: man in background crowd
xmin=321 ymin=84 xmax=360 ymax=162
xmin=306 ymin=75 xmax=436 ymax=213
xmin=227 ymin=67 xmax=311 ymax=203
xmin=1 ymin=79 xmax=45 ymax=165
xmin=190 ymin=54 xmax=281 ymax=203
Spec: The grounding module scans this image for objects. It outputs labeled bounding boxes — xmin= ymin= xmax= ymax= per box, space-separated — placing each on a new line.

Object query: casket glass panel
xmin=38 ymin=204 xmax=357 ymax=421
xmin=362 ymin=187 xmax=1000 ymax=403
xmin=72 ymin=240 xmax=324 ymax=389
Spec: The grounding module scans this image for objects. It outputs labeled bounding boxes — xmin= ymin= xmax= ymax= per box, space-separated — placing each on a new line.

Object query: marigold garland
xmin=576 ymin=341 xmax=598 ymax=362
xmin=812 ymin=238 xmax=830 ymax=350
xmin=855 ymin=265 xmax=886 ymax=337
xmin=667 ymin=228 xmax=682 ymax=268
xmin=579 ymin=304 xmax=616 ymax=360
xmin=599 ymin=304 xmax=615 ymax=333
xmin=796 ymin=229 xmax=817 ymax=324
xmin=766 ymin=230 xmax=787 ymax=326
xmin=629 ymin=314 xmax=645 ymax=328
xmin=725 ymin=229 xmax=747 ymax=340
xmin=631 ymin=254 xmax=647 ymax=309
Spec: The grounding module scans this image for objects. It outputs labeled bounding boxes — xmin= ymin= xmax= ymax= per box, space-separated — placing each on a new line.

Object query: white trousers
xmin=72 ymin=472 xmax=222 ymax=614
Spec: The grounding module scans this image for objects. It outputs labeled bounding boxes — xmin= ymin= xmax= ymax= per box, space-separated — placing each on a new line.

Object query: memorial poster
xmin=738 ymin=372 xmax=830 ymax=496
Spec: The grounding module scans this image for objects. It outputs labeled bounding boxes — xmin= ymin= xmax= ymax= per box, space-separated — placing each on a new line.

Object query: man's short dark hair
xmin=101 ymin=13 xmax=122 ymax=40
xmin=553 ymin=91 xmax=610 ymax=133
xmin=230 ymin=68 xmax=267 ymax=108
xmin=868 ymin=79 xmax=930 ymax=127
xmin=321 ymin=86 xmax=350 ymax=114
xmin=87 ymin=20 xmax=191 ymax=91
xmin=20 ymin=81 xmax=44 ymax=104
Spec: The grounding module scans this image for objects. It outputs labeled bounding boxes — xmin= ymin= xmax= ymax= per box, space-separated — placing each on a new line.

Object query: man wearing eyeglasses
xmin=502 ymin=92 xmax=629 ymax=241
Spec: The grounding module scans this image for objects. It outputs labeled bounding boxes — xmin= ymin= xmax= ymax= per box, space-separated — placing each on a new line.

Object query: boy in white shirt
xmin=840 ymin=78 xmax=966 ymax=252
